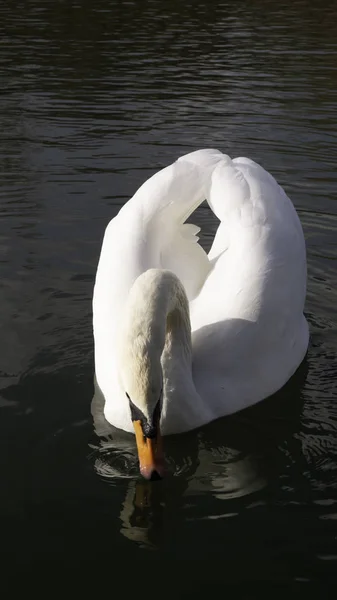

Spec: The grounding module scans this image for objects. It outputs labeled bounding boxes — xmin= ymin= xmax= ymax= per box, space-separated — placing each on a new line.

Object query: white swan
xmin=93 ymin=149 xmax=309 ymax=478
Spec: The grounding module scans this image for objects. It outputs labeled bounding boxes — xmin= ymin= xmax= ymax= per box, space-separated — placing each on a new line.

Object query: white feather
xmin=93 ymin=149 xmax=309 ymax=434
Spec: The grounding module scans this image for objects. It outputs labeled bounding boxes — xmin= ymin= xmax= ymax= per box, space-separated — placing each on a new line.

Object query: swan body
xmin=93 ymin=149 xmax=308 ymax=438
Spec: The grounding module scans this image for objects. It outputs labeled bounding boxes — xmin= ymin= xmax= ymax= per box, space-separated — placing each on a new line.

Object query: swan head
xmin=119 ymin=343 xmax=165 ymax=480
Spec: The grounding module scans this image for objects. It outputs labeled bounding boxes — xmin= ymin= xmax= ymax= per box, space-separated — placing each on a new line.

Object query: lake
xmin=1 ymin=0 xmax=337 ymax=591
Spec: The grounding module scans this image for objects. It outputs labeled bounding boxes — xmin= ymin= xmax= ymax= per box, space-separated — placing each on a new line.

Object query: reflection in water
xmin=1 ymin=0 xmax=337 ymax=582
xmin=119 ymin=480 xmax=165 ymax=549
xmin=117 ymin=450 xmax=266 ymax=549
xmin=189 ymin=448 xmax=265 ymax=501
xmin=90 ymin=362 xmax=307 ymax=549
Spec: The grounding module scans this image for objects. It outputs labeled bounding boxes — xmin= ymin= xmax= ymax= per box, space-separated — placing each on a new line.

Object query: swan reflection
xmin=91 ymin=382 xmax=268 ymax=548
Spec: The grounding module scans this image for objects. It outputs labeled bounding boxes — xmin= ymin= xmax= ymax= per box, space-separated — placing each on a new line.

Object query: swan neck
xmin=124 ymin=269 xmax=191 ymax=360
xmin=117 ymin=268 xmax=193 ymax=429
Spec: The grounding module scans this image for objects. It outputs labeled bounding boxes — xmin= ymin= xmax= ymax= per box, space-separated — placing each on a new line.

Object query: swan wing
xmin=93 ymin=149 xmax=224 ymax=428
xmin=190 ymin=155 xmax=309 ymax=416
xmin=95 ymin=149 xmax=224 ymax=316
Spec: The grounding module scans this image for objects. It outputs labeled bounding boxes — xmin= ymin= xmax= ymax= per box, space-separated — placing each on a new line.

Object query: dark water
xmin=1 ymin=0 xmax=337 ymax=590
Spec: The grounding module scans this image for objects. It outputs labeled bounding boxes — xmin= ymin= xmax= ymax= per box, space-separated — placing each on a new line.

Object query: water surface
xmin=1 ymin=0 xmax=337 ymax=590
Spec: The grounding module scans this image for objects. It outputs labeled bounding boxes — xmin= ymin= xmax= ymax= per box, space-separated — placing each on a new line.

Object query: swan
xmin=93 ymin=149 xmax=309 ymax=479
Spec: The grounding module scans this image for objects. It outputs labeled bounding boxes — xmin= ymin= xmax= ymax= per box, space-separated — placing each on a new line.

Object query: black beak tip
xmin=149 ymin=469 xmax=162 ymax=481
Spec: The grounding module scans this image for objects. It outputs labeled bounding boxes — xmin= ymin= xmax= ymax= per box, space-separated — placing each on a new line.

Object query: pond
xmin=1 ymin=0 xmax=336 ymax=590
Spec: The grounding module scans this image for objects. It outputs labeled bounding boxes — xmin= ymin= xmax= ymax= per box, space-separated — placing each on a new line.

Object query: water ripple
xmin=1 ymin=0 xmax=337 ymax=579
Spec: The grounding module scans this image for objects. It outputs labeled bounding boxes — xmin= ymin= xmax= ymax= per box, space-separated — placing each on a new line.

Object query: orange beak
xmin=133 ymin=420 xmax=165 ymax=480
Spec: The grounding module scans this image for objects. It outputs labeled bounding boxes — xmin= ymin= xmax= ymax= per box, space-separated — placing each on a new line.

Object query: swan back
xmin=190 ymin=156 xmax=308 ymax=416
